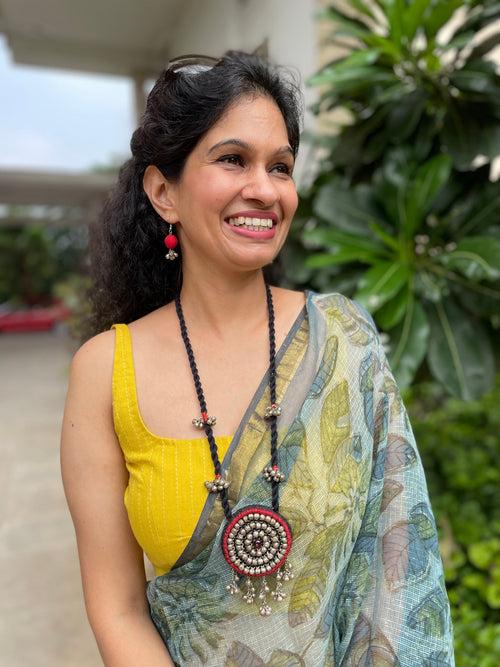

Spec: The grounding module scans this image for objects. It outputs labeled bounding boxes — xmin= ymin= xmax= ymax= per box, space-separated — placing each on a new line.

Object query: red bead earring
xmin=164 ymin=223 xmax=179 ymax=261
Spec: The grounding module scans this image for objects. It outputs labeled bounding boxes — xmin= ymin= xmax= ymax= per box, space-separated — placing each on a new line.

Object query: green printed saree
xmin=146 ymin=290 xmax=455 ymax=666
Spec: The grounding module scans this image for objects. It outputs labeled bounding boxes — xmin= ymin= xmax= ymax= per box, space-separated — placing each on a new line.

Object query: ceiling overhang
xmin=0 ymin=169 xmax=117 ymax=207
xmin=0 ymin=0 xmax=184 ymax=77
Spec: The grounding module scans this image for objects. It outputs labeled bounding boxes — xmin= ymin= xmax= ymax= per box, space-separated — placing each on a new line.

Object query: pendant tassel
xmin=224 ymin=564 xmax=293 ymax=615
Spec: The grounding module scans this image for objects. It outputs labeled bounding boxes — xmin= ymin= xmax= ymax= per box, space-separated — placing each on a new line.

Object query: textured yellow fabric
xmin=111 ymin=323 xmax=233 ymax=576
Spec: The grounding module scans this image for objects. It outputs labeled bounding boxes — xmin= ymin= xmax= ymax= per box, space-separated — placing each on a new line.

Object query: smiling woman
xmin=60 ymin=51 xmax=454 ymax=666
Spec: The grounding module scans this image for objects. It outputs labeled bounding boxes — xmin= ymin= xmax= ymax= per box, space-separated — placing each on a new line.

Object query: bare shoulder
xmin=72 ymin=328 xmax=116 ymax=365
xmin=271 ymin=286 xmax=307 ymax=312
xmin=68 ymin=329 xmax=119 ymax=415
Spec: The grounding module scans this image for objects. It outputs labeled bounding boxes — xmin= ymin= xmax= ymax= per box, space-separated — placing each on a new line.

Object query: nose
xmin=240 ymin=167 xmax=279 ymax=206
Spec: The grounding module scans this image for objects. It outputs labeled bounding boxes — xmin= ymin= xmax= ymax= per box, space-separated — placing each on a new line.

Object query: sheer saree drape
xmin=146 ymin=291 xmax=455 ymax=666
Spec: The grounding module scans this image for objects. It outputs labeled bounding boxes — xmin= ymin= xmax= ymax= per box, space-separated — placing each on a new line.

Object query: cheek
xmin=283 ymin=184 xmax=299 ymax=217
xmin=181 ymin=170 xmax=238 ymax=213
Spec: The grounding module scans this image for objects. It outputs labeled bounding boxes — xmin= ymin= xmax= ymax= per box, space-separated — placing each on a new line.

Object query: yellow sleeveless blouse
xmin=111 ymin=323 xmax=233 ymax=576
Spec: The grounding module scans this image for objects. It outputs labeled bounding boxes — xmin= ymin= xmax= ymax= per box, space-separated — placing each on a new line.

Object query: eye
xmin=217 ymin=154 xmax=244 ymax=166
xmin=271 ymin=162 xmax=293 ymax=175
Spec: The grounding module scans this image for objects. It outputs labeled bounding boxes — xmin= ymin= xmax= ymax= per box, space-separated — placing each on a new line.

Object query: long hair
xmin=81 ymin=50 xmax=303 ymax=342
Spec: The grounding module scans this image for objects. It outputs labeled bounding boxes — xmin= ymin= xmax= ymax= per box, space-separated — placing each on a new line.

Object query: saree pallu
xmin=147 ymin=290 xmax=455 ymax=666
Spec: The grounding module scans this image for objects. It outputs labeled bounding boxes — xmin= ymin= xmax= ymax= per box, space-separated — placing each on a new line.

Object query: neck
xmin=178 ymin=267 xmax=270 ymax=339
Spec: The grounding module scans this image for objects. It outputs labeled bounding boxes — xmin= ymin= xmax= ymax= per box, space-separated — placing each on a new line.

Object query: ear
xmin=143 ymin=165 xmax=179 ymax=222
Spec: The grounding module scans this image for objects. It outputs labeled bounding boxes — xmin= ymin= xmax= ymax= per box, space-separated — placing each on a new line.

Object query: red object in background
xmin=0 ymin=301 xmax=72 ymax=333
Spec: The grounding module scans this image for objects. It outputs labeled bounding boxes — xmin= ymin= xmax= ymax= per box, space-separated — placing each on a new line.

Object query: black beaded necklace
xmin=174 ymin=282 xmax=294 ymax=616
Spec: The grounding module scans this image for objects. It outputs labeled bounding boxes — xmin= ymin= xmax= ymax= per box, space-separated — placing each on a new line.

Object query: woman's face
xmin=168 ymin=94 xmax=298 ymax=274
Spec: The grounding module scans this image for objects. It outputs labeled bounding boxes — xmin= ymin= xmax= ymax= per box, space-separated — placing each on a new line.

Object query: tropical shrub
xmin=407 ymin=376 xmax=500 ymax=666
xmin=284 ymin=0 xmax=500 ymax=398
xmin=0 ymin=224 xmax=87 ymax=306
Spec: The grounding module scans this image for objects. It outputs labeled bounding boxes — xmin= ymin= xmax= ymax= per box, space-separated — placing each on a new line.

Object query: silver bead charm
xmin=165 ymin=248 xmax=178 ymax=260
xmin=223 ymin=554 xmax=293 ymax=617
xmin=192 ymin=414 xmax=217 ymax=429
xmin=264 ymin=402 xmax=282 ymax=419
xmin=263 ymin=465 xmax=286 ymax=483
xmin=242 ymin=577 xmax=256 ymax=604
xmin=204 ymin=471 xmax=230 ymax=493
xmin=225 ymin=570 xmax=241 ymax=595
xmin=271 ymin=579 xmax=286 ymax=602
xmin=258 ymin=576 xmax=272 ymax=615
xmin=276 ymin=560 xmax=294 ymax=582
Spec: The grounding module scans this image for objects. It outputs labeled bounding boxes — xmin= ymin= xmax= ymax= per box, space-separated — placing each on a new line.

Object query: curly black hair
xmin=81 ymin=50 xmax=303 ymax=342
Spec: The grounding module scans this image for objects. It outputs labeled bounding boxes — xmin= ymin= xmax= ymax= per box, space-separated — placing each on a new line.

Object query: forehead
xmin=198 ymin=94 xmax=290 ymax=150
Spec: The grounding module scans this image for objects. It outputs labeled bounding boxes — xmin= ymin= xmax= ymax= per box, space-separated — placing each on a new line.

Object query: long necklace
xmin=174 ymin=282 xmax=293 ymax=616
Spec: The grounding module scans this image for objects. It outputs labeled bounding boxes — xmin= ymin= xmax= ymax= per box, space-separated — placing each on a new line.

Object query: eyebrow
xmin=207 ymin=138 xmax=294 ymax=159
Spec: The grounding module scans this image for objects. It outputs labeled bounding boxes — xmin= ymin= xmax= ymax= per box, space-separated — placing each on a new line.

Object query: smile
xmin=227 ymin=216 xmax=275 ymax=230
xmin=224 ymin=217 xmax=277 ymax=239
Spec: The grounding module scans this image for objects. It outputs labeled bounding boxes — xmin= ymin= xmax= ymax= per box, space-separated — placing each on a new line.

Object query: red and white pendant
xmin=221 ymin=505 xmax=293 ymax=615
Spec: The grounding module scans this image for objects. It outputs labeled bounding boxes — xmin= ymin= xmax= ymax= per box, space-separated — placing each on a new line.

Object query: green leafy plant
xmin=285 ymin=0 xmax=500 ymax=398
xmin=0 ymin=224 xmax=87 ymax=306
xmin=407 ymin=376 xmax=500 ymax=666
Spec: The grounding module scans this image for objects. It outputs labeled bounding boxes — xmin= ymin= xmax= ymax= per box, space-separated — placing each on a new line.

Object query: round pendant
xmin=221 ymin=505 xmax=292 ymax=577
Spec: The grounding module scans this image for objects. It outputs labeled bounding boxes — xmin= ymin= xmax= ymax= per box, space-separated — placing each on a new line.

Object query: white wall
xmin=166 ymin=0 xmax=319 ymax=175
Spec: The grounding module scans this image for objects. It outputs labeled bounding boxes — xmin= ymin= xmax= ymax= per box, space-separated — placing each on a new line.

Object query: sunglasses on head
xmin=166 ymin=54 xmax=221 ymax=75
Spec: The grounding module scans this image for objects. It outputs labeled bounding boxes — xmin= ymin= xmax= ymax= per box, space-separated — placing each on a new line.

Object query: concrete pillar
xmin=132 ymin=74 xmax=148 ymax=125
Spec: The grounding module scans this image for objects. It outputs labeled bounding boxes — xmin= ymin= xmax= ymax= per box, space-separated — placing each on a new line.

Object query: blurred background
xmin=0 ymin=1 xmax=499 ymax=665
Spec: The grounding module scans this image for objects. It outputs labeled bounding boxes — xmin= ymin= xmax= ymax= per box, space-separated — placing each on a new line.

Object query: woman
xmin=60 ymin=51 xmax=455 ymax=666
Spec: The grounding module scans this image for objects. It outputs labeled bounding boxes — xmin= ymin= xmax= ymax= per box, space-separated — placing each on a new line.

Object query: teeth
xmin=227 ymin=216 xmax=274 ymax=229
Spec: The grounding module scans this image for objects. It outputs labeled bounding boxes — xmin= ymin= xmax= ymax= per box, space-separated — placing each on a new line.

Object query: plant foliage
xmin=408 ymin=377 xmax=500 ymax=666
xmin=285 ymin=0 xmax=500 ymax=398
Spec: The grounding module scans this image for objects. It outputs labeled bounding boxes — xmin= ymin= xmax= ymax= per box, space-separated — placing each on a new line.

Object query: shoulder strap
xmin=110 ymin=323 xmax=142 ymax=443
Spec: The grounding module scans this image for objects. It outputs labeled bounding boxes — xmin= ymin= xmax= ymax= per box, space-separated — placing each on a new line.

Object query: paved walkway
xmin=0 ymin=328 xmax=101 ymax=666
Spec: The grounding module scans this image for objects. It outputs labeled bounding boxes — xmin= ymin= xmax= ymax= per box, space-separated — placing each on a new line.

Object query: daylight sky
xmin=0 ymin=35 xmax=134 ymax=172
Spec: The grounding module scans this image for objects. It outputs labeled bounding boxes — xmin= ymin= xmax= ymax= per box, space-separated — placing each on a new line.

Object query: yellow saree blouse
xmin=111 ymin=322 xmax=234 ymax=576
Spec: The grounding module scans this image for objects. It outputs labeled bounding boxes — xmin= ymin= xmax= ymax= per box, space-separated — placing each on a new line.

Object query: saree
xmin=146 ymin=290 xmax=455 ymax=666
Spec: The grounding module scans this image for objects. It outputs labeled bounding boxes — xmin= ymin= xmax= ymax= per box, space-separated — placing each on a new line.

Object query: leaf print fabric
xmin=146 ymin=291 xmax=454 ymax=666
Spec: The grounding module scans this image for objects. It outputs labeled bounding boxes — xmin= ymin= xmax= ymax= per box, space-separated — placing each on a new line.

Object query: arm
xmin=336 ymin=335 xmax=455 ymax=666
xmin=60 ymin=331 xmax=175 ymax=667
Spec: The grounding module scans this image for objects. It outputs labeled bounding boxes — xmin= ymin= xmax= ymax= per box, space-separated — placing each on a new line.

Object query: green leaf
xmin=318 ymin=7 xmax=372 ymax=40
xmin=451 ymin=59 xmax=499 ymax=95
xmin=266 ymin=649 xmax=305 ymax=667
xmin=305 ymin=247 xmax=378 ymax=268
xmin=372 ymin=146 xmax=415 ymax=227
xmin=458 ymin=283 xmax=500 ymax=318
xmin=328 ymin=106 xmax=392 ymax=167
xmin=312 ymin=180 xmax=386 ymax=234
xmin=320 ymin=380 xmax=351 ymax=465
xmin=354 ymin=261 xmax=410 ymax=312
xmin=388 ymin=298 xmax=430 ymax=388
xmin=385 ymin=90 xmax=427 ymax=143
xmin=447 ymin=182 xmax=500 ymax=237
xmin=303 ymin=226 xmax=384 ymax=254
xmin=423 ymin=0 xmax=462 ymax=39
xmin=368 ymin=220 xmax=399 ymax=251
xmin=439 ymin=236 xmax=500 ymax=282
xmin=407 ymin=586 xmax=450 ymax=637
xmin=426 ymin=299 xmax=495 ymax=399
xmin=402 ymin=0 xmax=431 ymax=42
xmin=226 ymin=641 xmax=265 ymax=667
xmin=441 ymin=106 xmax=500 ymax=170
xmin=363 ymin=33 xmax=402 ymax=61
xmin=468 ymin=539 xmax=500 ymax=570
xmin=312 ymin=49 xmax=380 ymax=80
xmin=309 ymin=65 xmax=397 ymax=92
xmin=376 ymin=284 xmax=410 ymax=329
xmin=405 ymin=155 xmax=452 ymax=236
xmin=349 ymin=0 xmax=379 ymax=22
xmin=385 ymin=0 xmax=405 ymax=45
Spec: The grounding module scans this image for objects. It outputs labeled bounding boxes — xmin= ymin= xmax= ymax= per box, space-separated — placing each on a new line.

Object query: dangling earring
xmin=164 ymin=223 xmax=179 ymax=261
